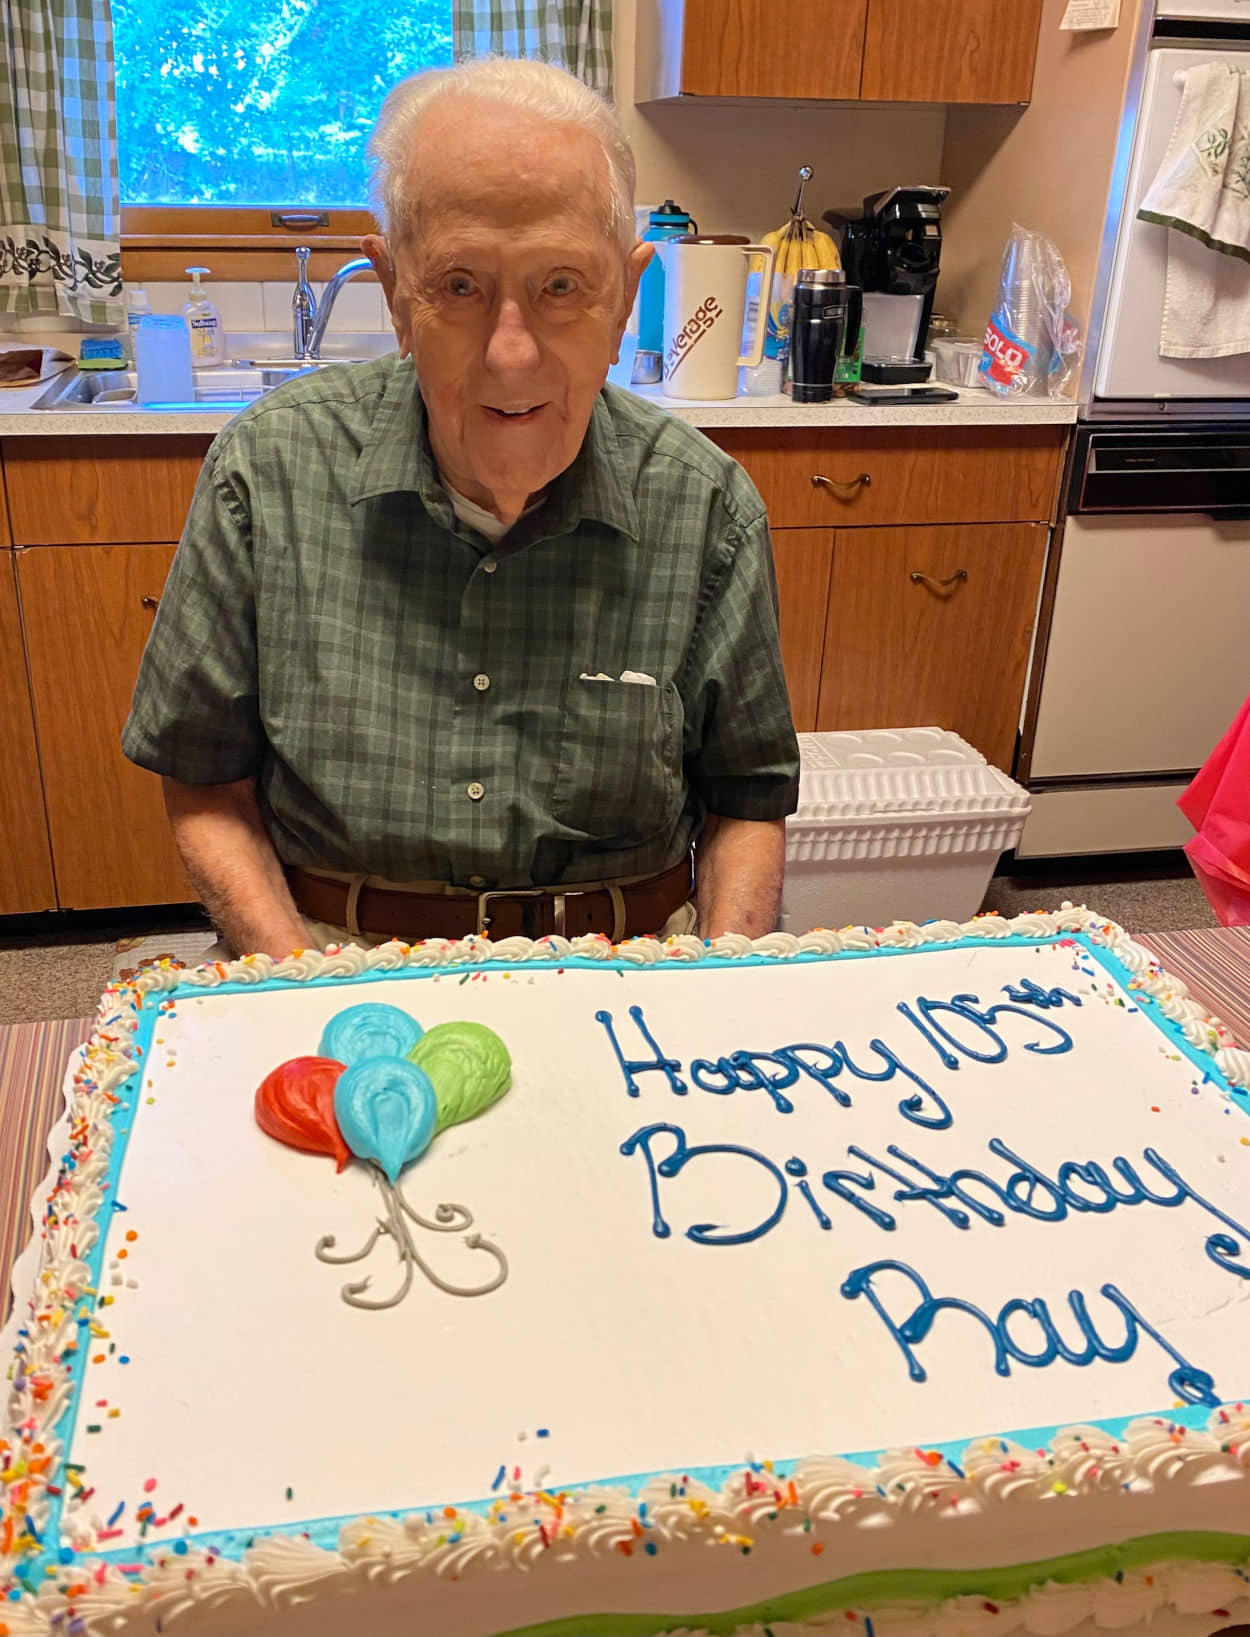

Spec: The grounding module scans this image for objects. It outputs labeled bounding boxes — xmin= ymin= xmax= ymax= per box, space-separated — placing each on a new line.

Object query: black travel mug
xmin=789 ymin=269 xmax=862 ymax=403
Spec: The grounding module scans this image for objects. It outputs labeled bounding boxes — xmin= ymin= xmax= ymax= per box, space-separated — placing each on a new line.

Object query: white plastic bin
xmin=781 ymin=727 xmax=1031 ymax=932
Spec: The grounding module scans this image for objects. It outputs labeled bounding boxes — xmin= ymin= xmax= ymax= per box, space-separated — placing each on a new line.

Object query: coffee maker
xmin=823 ymin=185 xmax=949 ymax=383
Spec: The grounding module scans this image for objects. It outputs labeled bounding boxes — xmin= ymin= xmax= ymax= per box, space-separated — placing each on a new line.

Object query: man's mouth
xmin=484 ymin=403 xmax=545 ymax=423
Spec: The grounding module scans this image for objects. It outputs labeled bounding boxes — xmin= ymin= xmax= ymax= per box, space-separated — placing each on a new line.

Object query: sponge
xmin=78 ymin=336 xmax=127 ymax=370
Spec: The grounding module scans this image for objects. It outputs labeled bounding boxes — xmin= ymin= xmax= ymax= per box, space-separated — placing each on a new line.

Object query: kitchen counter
xmin=0 ymin=339 xmax=1079 ymax=436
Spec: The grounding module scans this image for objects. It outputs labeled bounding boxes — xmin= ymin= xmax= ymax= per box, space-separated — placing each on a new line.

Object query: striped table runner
xmin=1140 ymin=927 xmax=1250 ymax=1056
xmin=0 ymin=1018 xmax=90 ymax=1324
xmin=2 ymin=930 xmax=1248 ymax=1319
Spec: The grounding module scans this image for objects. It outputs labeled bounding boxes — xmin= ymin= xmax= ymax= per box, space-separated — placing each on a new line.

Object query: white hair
xmin=367 ymin=58 xmax=637 ymax=257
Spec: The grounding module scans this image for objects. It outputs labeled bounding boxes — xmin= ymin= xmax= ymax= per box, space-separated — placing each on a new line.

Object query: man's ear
xmin=610 ymin=240 xmax=653 ymax=365
xmin=362 ymin=233 xmax=396 ymax=307
xmin=623 ymin=239 xmax=653 ymax=323
xmin=363 ymin=233 xmax=411 ymax=359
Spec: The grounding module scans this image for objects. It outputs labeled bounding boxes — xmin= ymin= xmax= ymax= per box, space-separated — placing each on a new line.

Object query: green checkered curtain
xmin=0 ymin=0 xmax=122 ymax=323
xmin=454 ymin=0 xmax=613 ymax=99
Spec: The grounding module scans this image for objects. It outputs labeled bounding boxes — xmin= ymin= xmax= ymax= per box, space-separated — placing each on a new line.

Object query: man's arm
xmin=163 ymin=776 xmax=308 ymax=959
xmin=694 ymin=814 xmax=785 ymax=939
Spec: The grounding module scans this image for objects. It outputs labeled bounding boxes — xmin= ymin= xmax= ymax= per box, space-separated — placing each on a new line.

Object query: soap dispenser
xmin=182 ymin=266 xmax=225 ymax=367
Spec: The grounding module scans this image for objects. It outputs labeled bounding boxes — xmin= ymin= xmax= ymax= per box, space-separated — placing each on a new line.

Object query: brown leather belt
xmin=286 ymin=857 xmax=694 ymax=943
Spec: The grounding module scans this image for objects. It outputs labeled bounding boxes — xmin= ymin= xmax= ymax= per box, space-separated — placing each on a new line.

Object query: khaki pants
xmin=203 ymin=898 xmax=698 ymax=962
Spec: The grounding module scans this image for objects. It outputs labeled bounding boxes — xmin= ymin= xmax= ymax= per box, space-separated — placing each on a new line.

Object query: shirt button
xmin=469 ymin=874 xmax=486 ymax=888
xmin=483 ymin=558 xmax=497 ymax=574
xmin=473 ymin=673 xmax=491 ymax=692
xmin=466 ymin=781 xmax=485 ymax=801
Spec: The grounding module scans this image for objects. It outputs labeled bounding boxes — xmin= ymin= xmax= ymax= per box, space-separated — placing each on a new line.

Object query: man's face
xmin=364 ymin=99 xmax=649 ymax=521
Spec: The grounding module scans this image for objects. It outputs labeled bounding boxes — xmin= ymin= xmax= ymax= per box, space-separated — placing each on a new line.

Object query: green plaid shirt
xmin=123 ymin=354 xmax=799 ymax=889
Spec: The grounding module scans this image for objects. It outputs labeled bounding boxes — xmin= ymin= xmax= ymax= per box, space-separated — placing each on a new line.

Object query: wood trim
xmin=123 ymin=206 xmax=376 ymax=236
xmin=0 ymin=460 xmax=10 ymax=548
xmin=0 ymin=553 xmax=57 ymax=913
xmin=122 ymin=246 xmax=371 ymax=282
xmin=4 ymin=437 xmax=212 ymax=547
xmin=121 ymin=204 xmax=376 ymax=283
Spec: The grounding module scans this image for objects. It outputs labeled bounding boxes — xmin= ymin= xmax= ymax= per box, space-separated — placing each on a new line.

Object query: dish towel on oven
xmin=1137 ymin=61 xmax=1250 ymax=358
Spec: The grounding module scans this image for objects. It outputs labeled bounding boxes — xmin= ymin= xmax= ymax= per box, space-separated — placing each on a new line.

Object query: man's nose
xmin=485 ymin=298 xmax=542 ymax=374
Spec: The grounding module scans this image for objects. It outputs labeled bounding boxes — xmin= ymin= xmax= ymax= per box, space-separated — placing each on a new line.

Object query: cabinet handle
xmin=812 ymin=471 xmax=871 ymax=495
xmin=910 ymin=568 xmax=968 ymax=593
xmin=140 ymin=595 xmax=160 ymax=611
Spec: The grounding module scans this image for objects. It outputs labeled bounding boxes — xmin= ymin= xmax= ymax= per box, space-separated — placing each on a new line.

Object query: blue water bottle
xmin=638 ymin=200 xmax=697 ymax=360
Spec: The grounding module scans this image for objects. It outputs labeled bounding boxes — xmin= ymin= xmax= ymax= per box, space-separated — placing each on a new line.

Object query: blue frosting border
xmin=21 ymin=930 xmax=1250 ymax=1580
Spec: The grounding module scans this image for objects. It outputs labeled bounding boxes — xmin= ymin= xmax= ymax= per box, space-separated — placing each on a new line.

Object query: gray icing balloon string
xmin=315 ymin=1167 xmax=509 ymax=1309
xmin=254 ymin=1001 xmax=514 ymax=1309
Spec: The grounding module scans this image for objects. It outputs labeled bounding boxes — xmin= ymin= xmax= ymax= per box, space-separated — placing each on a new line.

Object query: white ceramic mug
xmin=658 ymin=237 xmax=776 ymax=400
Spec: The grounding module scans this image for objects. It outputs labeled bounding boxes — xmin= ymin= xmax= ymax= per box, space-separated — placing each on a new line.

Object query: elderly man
xmin=122 ymin=58 xmax=799 ymax=957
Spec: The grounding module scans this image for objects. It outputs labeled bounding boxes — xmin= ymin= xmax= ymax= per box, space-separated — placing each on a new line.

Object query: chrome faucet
xmin=291 ymin=247 xmax=375 ymax=361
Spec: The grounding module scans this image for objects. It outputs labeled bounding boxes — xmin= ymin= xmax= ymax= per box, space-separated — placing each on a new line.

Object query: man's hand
xmin=694 ymin=815 xmax=785 ymax=939
xmin=162 ymin=776 xmax=310 ymax=959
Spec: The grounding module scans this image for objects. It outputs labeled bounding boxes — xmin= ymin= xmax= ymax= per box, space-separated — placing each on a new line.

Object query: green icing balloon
xmin=408 ymin=1021 xmax=511 ymax=1135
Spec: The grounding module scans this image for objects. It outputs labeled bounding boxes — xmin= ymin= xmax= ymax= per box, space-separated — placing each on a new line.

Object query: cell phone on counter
xmin=848 ymin=384 xmax=959 ymax=404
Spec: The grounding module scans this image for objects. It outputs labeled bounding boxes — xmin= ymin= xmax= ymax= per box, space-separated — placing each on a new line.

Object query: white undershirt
xmin=445 ymin=482 xmax=547 ymax=545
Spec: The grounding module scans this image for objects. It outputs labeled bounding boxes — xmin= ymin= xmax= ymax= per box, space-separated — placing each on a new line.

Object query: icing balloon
xmin=255 ymin=1057 xmax=350 ymax=1170
xmin=408 ymin=1022 xmax=512 ymax=1135
xmin=334 ymin=1057 xmax=438 ymax=1184
xmin=318 ymin=1003 xmax=423 ymax=1066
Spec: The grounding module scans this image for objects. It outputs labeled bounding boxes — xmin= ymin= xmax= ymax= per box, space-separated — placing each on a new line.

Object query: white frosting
xmin=4 ymin=906 xmax=1250 ymax=1637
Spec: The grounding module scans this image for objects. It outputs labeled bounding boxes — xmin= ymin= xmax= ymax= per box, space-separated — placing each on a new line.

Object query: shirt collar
xmin=350 ymin=355 xmax=639 ymax=542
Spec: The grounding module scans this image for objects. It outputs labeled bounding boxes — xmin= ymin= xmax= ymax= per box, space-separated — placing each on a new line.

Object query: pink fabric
xmin=1180 ymin=694 xmax=1250 ymax=927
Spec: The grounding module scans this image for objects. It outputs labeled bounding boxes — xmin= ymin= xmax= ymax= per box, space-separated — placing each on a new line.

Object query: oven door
xmin=1029 ymin=512 xmax=1250 ymax=781
xmin=1093 ymin=41 xmax=1250 ymax=405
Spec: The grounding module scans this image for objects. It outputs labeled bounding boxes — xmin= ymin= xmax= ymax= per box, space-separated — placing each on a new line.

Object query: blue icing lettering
xmin=619 ymin=1123 xmax=787 ymax=1245
xmin=835 ymin=1038 xmax=952 ymax=1130
xmin=595 ymin=1006 xmax=686 ymax=1097
xmin=819 ymin=1161 xmax=897 ymax=1231
xmin=1002 ymin=978 xmax=1083 ymax=1009
xmin=772 ymin=1044 xmax=852 ymax=1107
xmin=1205 ymin=1233 xmax=1250 ymax=1280
xmin=840 ymin=1259 xmax=1220 ymax=1406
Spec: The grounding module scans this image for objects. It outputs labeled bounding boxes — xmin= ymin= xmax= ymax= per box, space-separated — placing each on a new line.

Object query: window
xmin=114 ymin=0 xmax=453 ymax=209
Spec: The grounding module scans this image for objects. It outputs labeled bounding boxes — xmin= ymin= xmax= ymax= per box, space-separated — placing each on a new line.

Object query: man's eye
xmin=545 ymin=275 xmax=578 ymax=298
xmin=445 ymin=275 xmax=477 ymax=298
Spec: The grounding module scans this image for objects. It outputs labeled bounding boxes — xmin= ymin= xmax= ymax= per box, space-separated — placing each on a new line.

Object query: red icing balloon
xmin=255 ymin=1056 xmax=350 ymax=1170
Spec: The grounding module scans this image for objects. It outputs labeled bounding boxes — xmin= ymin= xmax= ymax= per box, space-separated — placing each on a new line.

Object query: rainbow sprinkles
xmin=3 ymin=907 xmax=1250 ymax=1637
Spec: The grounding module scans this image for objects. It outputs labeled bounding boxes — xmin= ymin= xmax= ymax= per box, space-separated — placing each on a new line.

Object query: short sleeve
xmin=680 ymin=508 xmax=800 ymax=821
xmin=121 ymin=448 xmax=263 ymax=784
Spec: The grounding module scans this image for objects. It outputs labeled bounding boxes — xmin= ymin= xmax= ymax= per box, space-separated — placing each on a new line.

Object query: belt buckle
xmin=477 ymin=888 xmax=568 ymax=938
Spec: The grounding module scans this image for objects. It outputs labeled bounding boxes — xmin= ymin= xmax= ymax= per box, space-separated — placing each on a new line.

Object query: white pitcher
xmin=657 ymin=236 xmax=776 ymax=400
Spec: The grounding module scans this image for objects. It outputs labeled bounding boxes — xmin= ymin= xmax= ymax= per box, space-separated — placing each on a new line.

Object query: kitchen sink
xmin=30 ymin=363 xmax=319 ymax=412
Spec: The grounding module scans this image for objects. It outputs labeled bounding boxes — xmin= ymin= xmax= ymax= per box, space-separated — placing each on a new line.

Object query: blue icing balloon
xmin=319 ymin=1003 xmax=423 ymax=1066
xmin=333 ymin=1057 xmax=438 ymax=1184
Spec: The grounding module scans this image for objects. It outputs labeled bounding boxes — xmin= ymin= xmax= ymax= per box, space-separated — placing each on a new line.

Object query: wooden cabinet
xmin=679 ymin=0 xmax=867 ymax=100
xmin=0 ymin=553 xmax=57 ymax=914
xmin=772 ymin=530 xmax=835 ymax=732
xmin=4 ymin=436 xmax=208 ymax=545
xmin=861 ymin=0 xmax=1044 ymax=104
xmin=717 ymin=426 xmax=1064 ymax=769
xmin=640 ymin=0 xmax=1043 ymax=104
xmin=17 ymin=542 xmax=194 ymax=910
xmin=815 ymin=524 xmax=1047 ymax=768
xmin=713 ymin=426 xmax=1063 ymax=529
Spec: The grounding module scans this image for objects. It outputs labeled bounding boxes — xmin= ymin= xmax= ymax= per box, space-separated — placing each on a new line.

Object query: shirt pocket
xmin=551 ymin=678 xmax=684 ymax=846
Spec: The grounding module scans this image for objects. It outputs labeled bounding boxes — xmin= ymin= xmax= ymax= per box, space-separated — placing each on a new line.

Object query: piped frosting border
xmin=3 ymin=906 xmax=1250 ymax=1637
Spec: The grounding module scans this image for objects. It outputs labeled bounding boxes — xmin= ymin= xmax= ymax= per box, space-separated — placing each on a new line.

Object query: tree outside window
xmin=114 ymin=0 xmax=454 ymax=207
